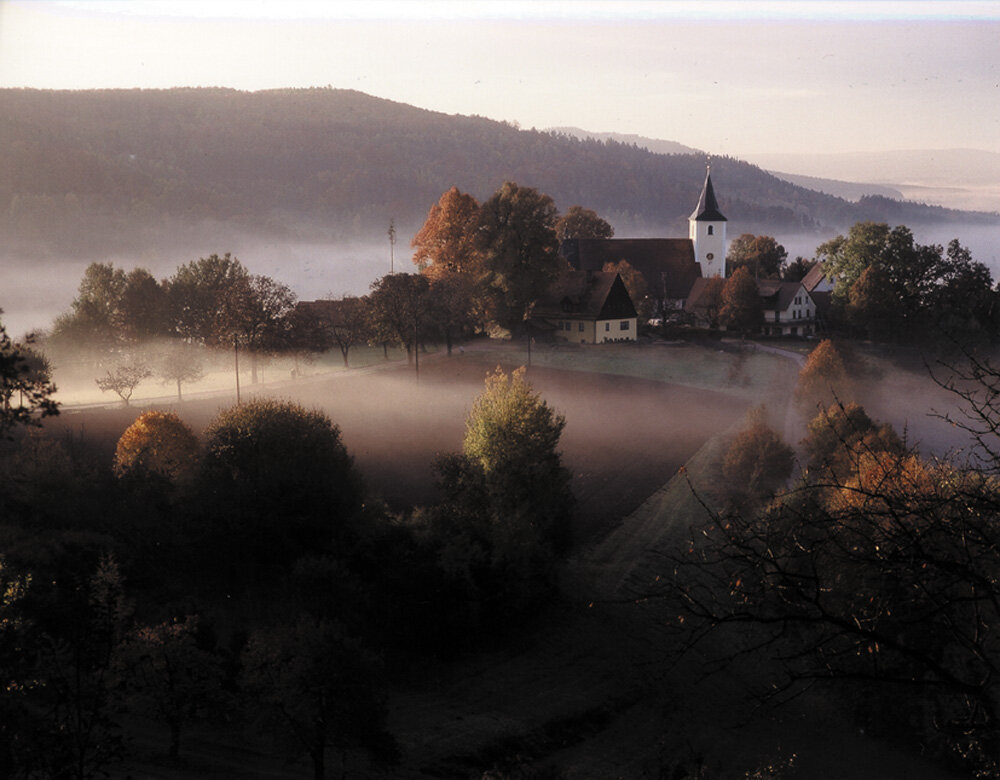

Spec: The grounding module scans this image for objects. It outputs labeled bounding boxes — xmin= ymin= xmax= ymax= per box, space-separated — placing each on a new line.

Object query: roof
xmin=689 ymin=170 xmax=727 ymax=222
xmin=560 ymin=238 xmax=702 ymax=301
xmin=533 ymin=270 xmax=637 ymax=320
xmin=801 ymin=263 xmax=828 ymax=293
xmin=757 ymin=280 xmax=804 ymax=312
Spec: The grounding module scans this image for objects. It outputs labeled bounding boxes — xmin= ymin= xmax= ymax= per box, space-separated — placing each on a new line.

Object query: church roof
xmin=560 ymin=238 xmax=701 ymax=301
xmin=689 ymin=170 xmax=727 ymax=222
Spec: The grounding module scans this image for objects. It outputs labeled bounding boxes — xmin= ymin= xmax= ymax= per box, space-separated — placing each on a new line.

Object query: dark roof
xmin=560 ymin=238 xmax=701 ymax=301
xmin=757 ymin=280 xmax=803 ymax=312
xmin=689 ymin=170 xmax=727 ymax=222
xmin=801 ymin=263 xmax=828 ymax=293
xmin=533 ymin=270 xmax=637 ymax=320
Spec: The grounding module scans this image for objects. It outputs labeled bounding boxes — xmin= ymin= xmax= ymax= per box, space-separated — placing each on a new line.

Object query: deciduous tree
xmin=719 ymin=266 xmax=762 ymax=337
xmin=726 ymin=234 xmax=787 ymax=279
xmin=0 ymin=320 xmax=58 ymax=436
xmin=721 ymin=405 xmax=793 ymax=506
xmin=367 ymin=273 xmax=432 ymax=368
xmin=111 ymin=616 xmax=223 ymax=761
xmin=476 ymin=182 xmax=562 ymax=333
xmin=411 ymin=186 xmax=483 ymax=282
xmin=555 ymin=205 xmax=615 ymax=241
xmin=113 ymin=411 xmax=199 ymax=485
xmin=95 ymin=357 xmax=152 ymax=406
xmin=794 ymin=339 xmax=853 ymax=413
xmin=240 ymin=617 xmax=397 ymax=780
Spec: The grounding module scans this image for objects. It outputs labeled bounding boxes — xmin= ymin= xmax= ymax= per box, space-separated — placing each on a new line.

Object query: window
xmin=707 ymin=225 xmax=714 ymax=235
xmin=620 ymin=320 xmax=630 ymax=331
xmin=578 ymin=322 xmax=584 ymax=332
xmin=605 ymin=322 xmax=610 ymax=331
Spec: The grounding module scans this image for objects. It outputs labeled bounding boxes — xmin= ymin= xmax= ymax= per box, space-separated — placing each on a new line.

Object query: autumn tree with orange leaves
xmin=411 ymin=186 xmax=483 ymax=282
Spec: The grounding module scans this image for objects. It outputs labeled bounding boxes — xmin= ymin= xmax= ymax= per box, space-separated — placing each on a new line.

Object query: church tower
xmin=689 ymin=165 xmax=727 ymax=278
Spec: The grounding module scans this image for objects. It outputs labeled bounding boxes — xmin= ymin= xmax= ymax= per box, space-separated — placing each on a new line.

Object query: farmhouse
xmin=560 ymin=169 xmax=728 ymax=314
xmin=531 ymin=270 xmax=638 ymax=344
xmin=758 ymin=280 xmax=817 ymax=336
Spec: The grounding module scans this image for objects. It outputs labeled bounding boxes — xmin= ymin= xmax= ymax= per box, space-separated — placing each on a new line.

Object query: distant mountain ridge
xmin=547 ymin=127 xmax=702 ymax=157
xmin=0 ymin=88 xmax=996 ymax=259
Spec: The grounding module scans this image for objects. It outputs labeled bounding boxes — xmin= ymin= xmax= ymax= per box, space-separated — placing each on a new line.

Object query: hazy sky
xmin=1 ymin=1 xmax=998 ymax=155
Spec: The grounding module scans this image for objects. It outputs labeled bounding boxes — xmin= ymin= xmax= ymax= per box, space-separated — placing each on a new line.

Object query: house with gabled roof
xmin=531 ymin=270 xmax=638 ymax=344
xmin=758 ymin=280 xmax=817 ymax=337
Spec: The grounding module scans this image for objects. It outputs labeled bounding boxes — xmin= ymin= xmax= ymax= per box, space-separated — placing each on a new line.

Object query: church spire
xmin=690 ymin=163 xmax=727 ymax=222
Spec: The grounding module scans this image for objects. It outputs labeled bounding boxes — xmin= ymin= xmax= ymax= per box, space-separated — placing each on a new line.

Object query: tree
xmin=156 ymin=341 xmax=204 ymax=402
xmin=95 ymin=357 xmax=152 ymax=406
xmin=366 ymin=273 xmax=432 ymax=368
xmin=476 ymin=182 xmax=562 ymax=333
xmin=0 ymin=321 xmax=58 ymax=437
xmin=411 ymin=186 xmax=483 ymax=282
xmin=197 ymin=400 xmax=361 ymax=569
xmin=695 ymin=276 xmax=726 ymax=330
xmin=322 ymin=296 xmax=370 ymax=369
xmin=240 ymin=617 xmax=397 ymax=780
xmin=846 ymin=265 xmax=901 ymax=340
xmin=673 ymin=433 xmax=1000 ymax=775
xmin=50 ymin=262 xmax=128 ymax=352
xmin=426 ymin=275 xmax=478 ymax=356
xmin=430 ymin=368 xmax=573 ymax=620
xmin=603 ymin=259 xmax=652 ymax=322
xmin=782 ymin=256 xmax=817 ymax=282
xmin=111 ymin=616 xmax=223 ymax=761
xmin=113 ymin=411 xmax=200 ymax=485
xmin=803 ymin=402 xmax=904 ymax=482
xmin=50 ymin=263 xmax=169 ymax=352
xmin=166 ymin=253 xmax=250 ymax=344
xmin=719 ymin=266 xmax=762 ymax=337
xmin=794 ymin=339 xmax=853 ymax=413
xmin=721 ymin=406 xmax=793 ymax=506
xmin=555 ymin=205 xmax=615 ymax=241
xmin=726 ymin=234 xmax=787 ymax=279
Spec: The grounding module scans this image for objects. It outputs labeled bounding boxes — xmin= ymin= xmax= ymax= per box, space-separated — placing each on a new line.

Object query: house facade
xmin=531 ymin=271 xmax=638 ymax=344
xmin=758 ymin=280 xmax=817 ymax=337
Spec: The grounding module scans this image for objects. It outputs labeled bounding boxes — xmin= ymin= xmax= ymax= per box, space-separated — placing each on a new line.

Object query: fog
xmin=0 ymin=238 xmax=396 ymax=340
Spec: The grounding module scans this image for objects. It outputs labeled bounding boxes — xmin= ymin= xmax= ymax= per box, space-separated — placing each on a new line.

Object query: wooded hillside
xmin=1 ymin=87 xmax=995 ymax=256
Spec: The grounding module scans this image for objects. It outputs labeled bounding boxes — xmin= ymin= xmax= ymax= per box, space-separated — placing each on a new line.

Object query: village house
xmin=758 ymin=279 xmax=817 ymax=336
xmin=531 ymin=270 xmax=638 ymax=344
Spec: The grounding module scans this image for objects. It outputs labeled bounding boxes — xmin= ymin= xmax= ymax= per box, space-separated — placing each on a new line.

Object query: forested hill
xmin=1 ymin=87 xmax=996 ymax=256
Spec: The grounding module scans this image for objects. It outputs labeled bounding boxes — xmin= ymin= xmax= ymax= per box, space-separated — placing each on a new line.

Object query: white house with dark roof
xmin=758 ymin=280 xmax=817 ymax=337
xmin=531 ymin=270 xmax=638 ymax=344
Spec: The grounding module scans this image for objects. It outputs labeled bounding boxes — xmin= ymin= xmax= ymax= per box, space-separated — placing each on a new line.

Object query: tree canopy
xmin=555 ymin=205 xmax=615 ymax=241
xmin=725 ymin=233 xmax=787 ymax=279
xmin=476 ymin=182 xmax=563 ymax=332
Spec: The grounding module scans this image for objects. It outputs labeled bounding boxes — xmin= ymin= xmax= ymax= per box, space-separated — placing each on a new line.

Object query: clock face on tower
xmin=706 ymin=253 xmax=714 ymax=260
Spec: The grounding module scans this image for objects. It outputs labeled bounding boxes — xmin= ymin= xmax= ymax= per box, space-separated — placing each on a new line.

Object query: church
xmin=558 ymin=167 xmax=728 ymax=315
xmin=540 ymin=168 xmax=820 ymax=339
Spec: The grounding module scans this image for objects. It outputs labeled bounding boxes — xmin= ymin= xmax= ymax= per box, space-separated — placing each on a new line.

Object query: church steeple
xmin=690 ymin=166 xmax=727 ymax=223
xmin=689 ymin=162 xmax=727 ymax=277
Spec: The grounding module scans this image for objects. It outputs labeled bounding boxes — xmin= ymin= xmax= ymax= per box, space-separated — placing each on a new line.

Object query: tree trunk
xmin=176 ymin=378 xmax=183 ymax=402
xmin=234 ymin=341 xmax=241 ymax=404
xmin=340 ymin=345 xmax=350 ymax=368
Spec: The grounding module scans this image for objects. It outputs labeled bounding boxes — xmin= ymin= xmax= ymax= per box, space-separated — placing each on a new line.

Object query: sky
xmin=1 ymin=1 xmax=998 ymax=156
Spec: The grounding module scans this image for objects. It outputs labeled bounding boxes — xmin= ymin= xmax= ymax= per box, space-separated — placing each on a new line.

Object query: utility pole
xmin=388 ymin=218 xmax=397 ymax=274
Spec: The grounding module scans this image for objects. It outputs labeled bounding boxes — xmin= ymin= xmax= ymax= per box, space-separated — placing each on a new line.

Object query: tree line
xmin=43 ymin=181 xmax=620 ymax=405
